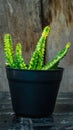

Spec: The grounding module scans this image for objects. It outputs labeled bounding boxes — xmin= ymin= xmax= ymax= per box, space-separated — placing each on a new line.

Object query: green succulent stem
xmin=42 ymin=42 xmax=71 ymax=70
xmin=28 ymin=26 xmax=51 ymax=70
xmin=4 ymin=34 xmax=15 ymax=67
xmin=15 ymin=43 xmax=27 ymax=69
xmin=4 ymin=26 xmax=71 ymax=70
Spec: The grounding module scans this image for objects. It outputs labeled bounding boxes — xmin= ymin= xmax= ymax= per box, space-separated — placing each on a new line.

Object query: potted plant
xmin=4 ymin=26 xmax=71 ymax=118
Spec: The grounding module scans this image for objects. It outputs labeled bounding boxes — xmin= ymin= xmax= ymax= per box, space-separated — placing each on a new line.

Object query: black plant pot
xmin=6 ymin=67 xmax=63 ymax=118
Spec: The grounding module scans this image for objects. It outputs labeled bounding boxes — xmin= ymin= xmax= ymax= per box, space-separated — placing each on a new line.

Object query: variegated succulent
xmin=4 ymin=26 xmax=71 ymax=70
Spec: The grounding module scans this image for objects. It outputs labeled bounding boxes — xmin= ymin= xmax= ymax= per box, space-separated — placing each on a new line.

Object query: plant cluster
xmin=4 ymin=26 xmax=71 ymax=70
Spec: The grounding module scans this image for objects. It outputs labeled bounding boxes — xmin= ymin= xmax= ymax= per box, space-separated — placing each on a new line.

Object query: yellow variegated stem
xmin=36 ymin=38 xmax=46 ymax=70
xmin=42 ymin=42 xmax=71 ymax=70
xmin=4 ymin=34 xmax=15 ymax=67
xmin=28 ymin=26 xmax=50 ymax=70
xmin=15 ymin=43 xmax=27 ymax=69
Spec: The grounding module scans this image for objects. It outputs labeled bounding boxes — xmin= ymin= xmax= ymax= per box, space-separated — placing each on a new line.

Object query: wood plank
xmin=5 ymin=0 xmax=42 ymax=64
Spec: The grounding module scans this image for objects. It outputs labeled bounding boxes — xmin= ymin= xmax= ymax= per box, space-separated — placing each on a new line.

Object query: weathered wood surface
xmin=0 ymin=0 xmax=42 ymax=91
xmin=44 ymin=0 xmax=73 ymax=92
xmin=0 ymin=0 xmax=73 ymax=92
xmin=4 ymin=0 xmax=43 ymax=63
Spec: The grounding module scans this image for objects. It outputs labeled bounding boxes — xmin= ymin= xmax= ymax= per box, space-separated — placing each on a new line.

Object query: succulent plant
xmin=15 ymin=43 xmax=27 ymax=69
xmin=28 ymin=26 xmax=50 ymax=70
xmin=4 ymin=26 xmax=71 ymax=70
xmin=42 ymin=42 xmax=71 ymax=70
xmin=4 ymin=34 xmax=15 ymax=67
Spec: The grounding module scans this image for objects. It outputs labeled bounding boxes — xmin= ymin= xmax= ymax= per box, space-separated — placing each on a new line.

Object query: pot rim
xmin=6 ymin=66 xmax=64 ymax=72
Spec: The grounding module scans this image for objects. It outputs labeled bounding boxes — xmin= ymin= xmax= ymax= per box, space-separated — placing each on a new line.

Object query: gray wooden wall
xmin=0 ymin=0 xmax=73 ymax=92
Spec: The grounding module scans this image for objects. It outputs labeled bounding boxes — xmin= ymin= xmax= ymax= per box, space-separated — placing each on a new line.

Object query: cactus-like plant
xmin=42 ymin=42 xmax=71 ymax=70
xmin=28 ymin=26 xmax=50 ymax=70
xmin=4 ymin=34 xmax=15 ymax=67
xmin=15 ymin=43 xmax=27 ymax=69
xmin=4 ymin=26 xmax=71 ymax=70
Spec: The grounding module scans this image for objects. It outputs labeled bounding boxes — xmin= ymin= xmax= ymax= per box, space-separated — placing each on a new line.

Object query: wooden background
xmin=0 ymin=0 xmax=73 ymax=92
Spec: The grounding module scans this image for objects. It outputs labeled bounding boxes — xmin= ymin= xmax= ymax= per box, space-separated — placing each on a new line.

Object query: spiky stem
xmin=42 ymin=42 xmax=71 ymax=70
xmin=15 ymin=43 xmax=27 ymax=69
xmin=28 ymin=26 xmax=51 ymax=70
xmin=4 ymin=34 xmax=15 ymax=67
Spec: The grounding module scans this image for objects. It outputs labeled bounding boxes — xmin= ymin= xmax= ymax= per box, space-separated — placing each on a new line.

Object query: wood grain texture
xmin=5 ymin=0 xmax=42 ymax=63
xmin=0 ymin=0 xmax=73 ymax=92
xmin=0 ymin=0 xmax=43 ymax=91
